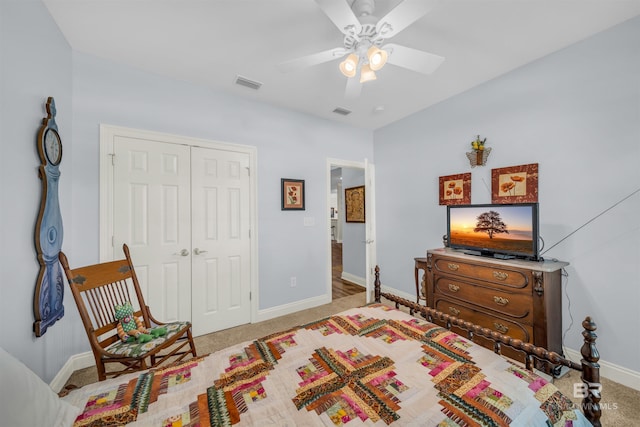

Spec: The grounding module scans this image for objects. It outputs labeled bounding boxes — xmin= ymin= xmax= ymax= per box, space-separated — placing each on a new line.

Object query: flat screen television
xmin=447 ymin=203 xmax=540 ymax=261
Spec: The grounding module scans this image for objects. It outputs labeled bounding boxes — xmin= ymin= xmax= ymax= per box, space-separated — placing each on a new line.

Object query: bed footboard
xmin=373 ymin=265 xmax=602 ymax=426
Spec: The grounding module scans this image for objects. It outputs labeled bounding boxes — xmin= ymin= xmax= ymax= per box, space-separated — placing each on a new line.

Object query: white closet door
xmin=113 ymin=137 xmax=192 ymax=322
xmin=190 ymin=147 xmax=251 ymax=335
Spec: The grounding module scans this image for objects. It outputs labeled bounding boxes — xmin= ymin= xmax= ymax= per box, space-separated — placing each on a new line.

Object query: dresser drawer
xmin=433 ymin=297 xmax=532 ymax=343
xmin=434 ymin=276 xmax=532 ymax=322
xmin=433 ymin=258 xmax=530 ymax=290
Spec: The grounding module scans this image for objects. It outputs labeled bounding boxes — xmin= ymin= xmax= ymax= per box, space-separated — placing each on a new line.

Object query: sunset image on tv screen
xmin=449 ymin=206 xmax=534 ymax=254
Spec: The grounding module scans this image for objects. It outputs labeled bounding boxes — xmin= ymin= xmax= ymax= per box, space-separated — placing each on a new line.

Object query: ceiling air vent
xmin=332 ymin=107 xmax=352 ymax=116
xmin=235 ymin=75 xmax=262 ymax=90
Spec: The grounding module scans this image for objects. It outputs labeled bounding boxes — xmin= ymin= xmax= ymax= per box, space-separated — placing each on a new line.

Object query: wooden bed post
xmin=580 ymin=316 xmax=602 ymax=426
xmin=374 ymin=265 xmax=381 ymax=303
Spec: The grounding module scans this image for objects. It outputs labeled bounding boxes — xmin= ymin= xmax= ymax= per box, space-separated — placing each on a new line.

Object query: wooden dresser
xmin=425 ymin=248 xmax=568 ymax=367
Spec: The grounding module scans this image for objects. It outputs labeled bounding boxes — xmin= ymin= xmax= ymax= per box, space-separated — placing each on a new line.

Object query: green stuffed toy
xmin=114 ymin=302 xmax=167 ymax=343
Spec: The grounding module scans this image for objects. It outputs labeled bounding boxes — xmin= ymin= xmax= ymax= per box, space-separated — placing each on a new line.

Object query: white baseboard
xmin=379 ymin=284 xmax=416 ymax=302
xmin=254 ymin=293 xmax=331 ymax=323
xmin=340 ymin=272 xmax=366 ymax=287
xmin=50 ymin=351 xmax=94 ymax=393
xmin=564 ymin=348 xmax=640 ymax=391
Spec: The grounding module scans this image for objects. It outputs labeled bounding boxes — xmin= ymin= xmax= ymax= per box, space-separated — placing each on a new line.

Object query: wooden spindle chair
xmin=59 ymin=244 xmax=197 ymax=381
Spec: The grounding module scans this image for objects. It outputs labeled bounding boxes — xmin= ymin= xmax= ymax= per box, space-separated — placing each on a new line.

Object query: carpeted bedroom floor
xmin=64 ymin=292 xmax=638 ymax=425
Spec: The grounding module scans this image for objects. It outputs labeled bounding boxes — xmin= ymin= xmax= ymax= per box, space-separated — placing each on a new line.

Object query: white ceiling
xmin=43 ymin=0 xmax=640 ymax=130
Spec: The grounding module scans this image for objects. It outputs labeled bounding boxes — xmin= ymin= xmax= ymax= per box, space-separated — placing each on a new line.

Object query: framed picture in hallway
xmin=281 ymin=178 xmax=305 ymax=210
xmin=345 ymin=185 xmax=365 ymax=223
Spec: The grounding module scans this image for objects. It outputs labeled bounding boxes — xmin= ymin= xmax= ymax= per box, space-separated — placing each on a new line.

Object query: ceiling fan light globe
xmin=367 ymin=46 xmax=388 ymax=71
xmin=339 ymin=54 xmax=359 ymax=78
xmin=359 ymin=64 xmax=377 ymax=83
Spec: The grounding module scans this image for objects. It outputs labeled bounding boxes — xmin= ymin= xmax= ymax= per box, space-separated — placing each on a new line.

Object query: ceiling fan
xmin=278 ymin=0 xmax=445 ymax=98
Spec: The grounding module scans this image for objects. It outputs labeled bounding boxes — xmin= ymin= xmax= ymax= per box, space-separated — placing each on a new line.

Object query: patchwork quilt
xmin=61 ymin=304 xmax=589 ymax=426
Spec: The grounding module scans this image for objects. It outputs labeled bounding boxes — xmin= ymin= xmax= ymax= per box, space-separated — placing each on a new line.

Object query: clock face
xmin=44 ymin=128 xmax=62 ymax=165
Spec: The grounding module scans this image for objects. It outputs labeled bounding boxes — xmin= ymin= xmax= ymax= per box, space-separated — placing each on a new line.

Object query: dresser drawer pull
xmin=447 ymin=263 xmax=460 ymax=271
xmin=493 ymin=322 xmax=509 ymax=334
xmin=492 ymin=271 xmax=509 ymax=281
xmin=448 ymin=283 xmax=460 ymax=292
xmin=493 ymin=296 xmax=509 ymax=306
xmin=449 ymin=307 xmax=460 ymax=316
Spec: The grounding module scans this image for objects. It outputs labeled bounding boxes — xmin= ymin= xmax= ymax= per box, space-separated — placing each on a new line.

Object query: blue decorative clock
xmin=34 ymin=97 xmax=65 ymax=337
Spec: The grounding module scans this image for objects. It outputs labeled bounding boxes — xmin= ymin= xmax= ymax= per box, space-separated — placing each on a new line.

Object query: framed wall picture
xmin=345 ymin=185 xmax=365 ymax=223
xmin=491 ymin=163 xmax=538 ymax=203
xmin=281 ymin=178 xmax=305 ymax=210
xmin=439 ymin=173 xmax=471 ymax=205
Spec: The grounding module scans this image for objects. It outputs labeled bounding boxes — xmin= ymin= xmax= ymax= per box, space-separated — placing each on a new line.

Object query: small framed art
xmin=439 ymin=173 xmax=471 ymax=205
xmin=345 ymin=185 xmax=365 ymax=223
xmin=281 ymin=178 xmax=305 ymax=210
xmin=491 ymin=163 xmax=538 ymax=203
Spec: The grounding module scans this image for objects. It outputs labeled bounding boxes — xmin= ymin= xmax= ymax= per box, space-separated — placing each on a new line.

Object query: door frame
xmin=326 ymin=158 xmax=376 ymax=302
xmin=99 ymin=124 xmax=259 ymax=324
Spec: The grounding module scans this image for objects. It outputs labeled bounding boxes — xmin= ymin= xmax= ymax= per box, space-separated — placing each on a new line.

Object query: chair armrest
xmin=146 ymin=307 xmax=168 ymax=327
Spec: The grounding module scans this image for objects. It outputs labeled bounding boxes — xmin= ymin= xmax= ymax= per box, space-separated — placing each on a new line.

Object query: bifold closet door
xmin=112 ymin=138 xmax=252 ymax=335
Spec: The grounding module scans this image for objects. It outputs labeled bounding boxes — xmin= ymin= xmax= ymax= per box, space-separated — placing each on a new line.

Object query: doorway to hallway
xmin=328 ymin=160 xmax=374 ymax=301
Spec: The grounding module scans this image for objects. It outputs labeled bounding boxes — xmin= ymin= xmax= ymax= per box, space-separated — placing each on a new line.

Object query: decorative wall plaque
xmin=34 ymin=97 xmax=65 ymax=336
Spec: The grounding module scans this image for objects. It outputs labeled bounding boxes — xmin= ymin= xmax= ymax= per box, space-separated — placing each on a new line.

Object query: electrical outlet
xmin=290 ymin=276 xmax=297 ymax=287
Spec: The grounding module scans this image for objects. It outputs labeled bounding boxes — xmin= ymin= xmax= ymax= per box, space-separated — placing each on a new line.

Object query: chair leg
xmin=187 ymin=329 xmax=198 ymax=357
xmin=96 ymin=359 xmax=107 ymax=382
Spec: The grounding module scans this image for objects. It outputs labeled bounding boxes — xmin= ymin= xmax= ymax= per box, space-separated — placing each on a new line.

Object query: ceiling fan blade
xmin=277 ymin=47 xmax=348 ymax=73
xmin=376 ymin=0 xmax=441 ymax=39
xmin=315 ymin=0 xmax=362 ymax=36
xmin=344 ymin=76 xmax=362 ymax=99
xmin=383 ymin=43 xmax=445 ymax=74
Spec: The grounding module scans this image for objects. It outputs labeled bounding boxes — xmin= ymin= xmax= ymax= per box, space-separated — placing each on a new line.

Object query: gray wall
xmin=1 ymin=0 xmax=74 ymax=383
xmin=374 ymin=16 xmax=640 ymax=371
xmin=1 ymin=0 xmax=373 ymax=382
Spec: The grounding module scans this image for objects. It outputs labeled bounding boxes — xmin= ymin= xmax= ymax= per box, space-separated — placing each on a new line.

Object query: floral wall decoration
xmin=491 ymin=163 xmax=539 ymax=203
xmin=466 ymin=135 xmax=491 ymax=167
xmin=439 ymin=173 xmax=471 ymax=205
xmin=281 ymin=178 xmax=305 ymax=210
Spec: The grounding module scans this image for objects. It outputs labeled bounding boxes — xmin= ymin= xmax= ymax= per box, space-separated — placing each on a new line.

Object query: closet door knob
xmin=193 ymin=248 xmax=208 ymax=255
xmin=174 ymin=249 xmax=189 ymax=256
